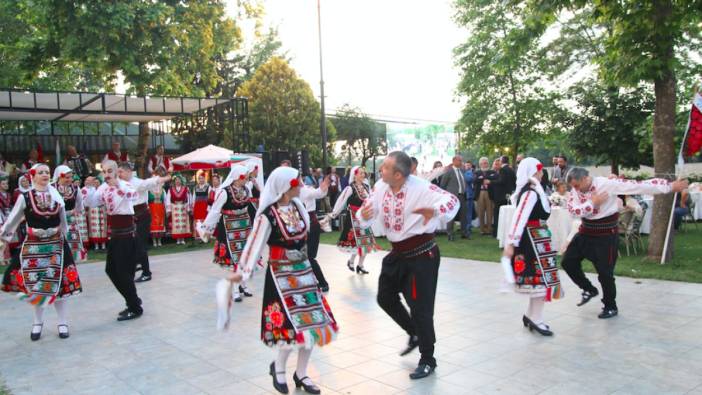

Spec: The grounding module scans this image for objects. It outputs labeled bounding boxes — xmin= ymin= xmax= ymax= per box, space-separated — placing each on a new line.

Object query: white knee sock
xmin=357 ymin=254 xmax=366 ymax=269
xmin=54 ymin=299 xmax=68 ymax=326
xmin=528 ymin=297 xmax=545 ymax=324
xmin=348 ymin=253 xmax=357 ymax=267
xmin=33 ymin=306 xmax=45 ymax=326
xmin=295 ymin=347 xmax=314 ymax=384
xmin=275 ymin=347 xmax=293 ymax=383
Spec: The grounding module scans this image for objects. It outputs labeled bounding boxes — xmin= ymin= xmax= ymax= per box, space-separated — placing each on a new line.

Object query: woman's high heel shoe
xmin=523 ymin=315 xmax=553 ymax=336
xmin=30 ymin=323 xmax=43 ymax=341
xmin=347 ymin=260 xmax=354 ymax=272
xmin=269 ymin=362 xmax=289 ymax=394
xmin=293 ymin=372 xmax=321 ymax=394
xmin=356 ymin=266 xmax=369 ymax=275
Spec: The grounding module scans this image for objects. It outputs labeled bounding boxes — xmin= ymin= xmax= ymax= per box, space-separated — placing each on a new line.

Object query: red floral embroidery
xmin=514 ymin=258 xmax=526 ymax=274
xmin=66 ymin=267 xmax=78 ymax=282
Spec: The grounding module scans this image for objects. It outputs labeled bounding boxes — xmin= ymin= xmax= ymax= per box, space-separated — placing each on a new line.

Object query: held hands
xmin=672 ymin=179 xmax=689 ymax=193
xmin=360 ymin=201 xmax=374 ymax=221
xmin=592 ymin=191 xmax=609 ymax=207
xmin=412 ymin=207 xmax=435 ymax=225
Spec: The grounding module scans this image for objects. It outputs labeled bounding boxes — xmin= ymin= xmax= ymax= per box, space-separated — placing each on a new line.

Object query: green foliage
xmin=238 ymin=57 xmax=333 ymax=166
xmin=332 ymin=104 xmax=387 ymax=167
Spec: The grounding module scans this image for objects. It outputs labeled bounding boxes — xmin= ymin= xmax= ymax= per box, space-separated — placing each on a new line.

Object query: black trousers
xmin=447 ymin=193 xmax=467 ymax=237
xmin=377 ymin=246 xmax=440 ymax=367
xmin=106 ymin=236 xmax=142 ymax=313
xmin=562 ymin=233 xmax=619 ymax=310
xmin=492 ymin=200 xmax=507 ymax=237
xmin=135 ymin=213 xmax=151 ymax=276
xmin=307 ymin=213 xmax=328 ymax=289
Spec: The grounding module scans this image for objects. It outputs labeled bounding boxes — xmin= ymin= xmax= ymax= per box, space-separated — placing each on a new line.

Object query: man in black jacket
xmin=491 ymin=156 xmax=517 ymax=237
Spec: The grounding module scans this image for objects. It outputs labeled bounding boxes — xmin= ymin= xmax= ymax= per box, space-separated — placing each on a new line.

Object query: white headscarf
xmin=31 ymin=164 xmax=65 ymax=207
xmin=256 ymin=166 xmax=309 ymax=229
xmin=52 ymin=165 xmax=73 ymax=184
xmin=220 ymin=164 xmax=248 ymax=190
xmin=512 ymin=157 xmax=550 ymax=213
xmin=349 ymin=166 xmax=370 ymax=188
xmin=17 ymin=174 xmax=32 ymax=193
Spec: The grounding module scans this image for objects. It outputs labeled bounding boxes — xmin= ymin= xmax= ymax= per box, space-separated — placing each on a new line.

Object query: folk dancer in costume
xmin=192 ymin=171 xmax=212 ymax=241
xmin=501 ymin=158 xmax=564 ymax=337
xmin=300 ymin=176 xmax=331 ymax=292
xmin=9 ymin=175 xmax=30 ymax=255
xmin=1 ymin=164 xmax=83 ymax=341
xmin=222 ymin=167 xmax=338 ymax=394
xmin=198 ymin=165 xmax=256 ymax=306
xmin=166 ymin=173 xmax=191 ymax=245
xmin=87 ymin=175 xmax=108 ymax=250
xmin=103 ymin=140 xmax=129 ymax=164
xmin=73 ymin=175 xmax=90 ymax=250
xmin=246 ymin=163 xmax=262 ymax=210
xmin=563 ymin=168 xmax=687 ymax=319
xmin=20 ymin=148 xmax=40 ymax=173
xmin=63 ymin=145 xmax=93 ymax=181
xmin=53 ymin=166 xmax=87 ymax=262
xmin=209 ymin=172 xmax=222 ymax=203
xmin=0 ymin=175 xmax=15 ymax=266
xmin=84 ymin=161 xmax=143 ymax=321
xmin=118 ymin=162 xmax=169 ymax=283
xmin=328 ymin=166 xmax=380 ymax=274
xmin=148 ymin=179 xmax=167 ymax=247
xmin=357 ymin=151 xmax=459 ymax=380
xmin=147 ymin=144 xmax=171 ymax=176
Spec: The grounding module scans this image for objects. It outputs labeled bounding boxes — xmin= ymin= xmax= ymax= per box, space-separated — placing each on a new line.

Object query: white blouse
xmin=84 ymin=180 xmax=139 ymax=215
xmin=129 ymin=176 xmax=163 ymax=206
xmin=506 ymin=190 xmax=538 ymax=247
xmin=1 ymin=191 xmax=68 ymax=242
xmin=300 ymin=185 xmax=327 ymax=212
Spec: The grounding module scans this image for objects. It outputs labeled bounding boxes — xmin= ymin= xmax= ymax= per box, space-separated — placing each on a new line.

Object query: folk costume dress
xmin=331 ymin=179 xmax=380 ymax=257
xmin=1 ymin=187 xmax=83 ymax=305
xmin=192 ymin=182 xmax=212 ymax=240
xmin=0 ymin=186 xmax=14 ymax=266
xmin=238 ymin=168 xmax=338 ymax=349
xmin=87 ymin=182 xmax=108 ymax=248
xmin=148 ymin=186 xmax=167 ymax=239
xmin=53 ymin=166 xmax=87 ymax=262
xmin=166 ymin=181 xmax=191 ymax=240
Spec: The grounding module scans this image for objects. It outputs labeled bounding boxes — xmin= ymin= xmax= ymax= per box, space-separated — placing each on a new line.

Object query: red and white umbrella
xmin=171 ymin=144 xmax=234 ymax=171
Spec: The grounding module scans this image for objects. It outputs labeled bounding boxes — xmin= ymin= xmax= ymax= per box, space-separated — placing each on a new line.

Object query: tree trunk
xmin=611 ymin=158 xmax=618 ymax=175
xmin=647 ymin=0 xmax=677 ymax=262
xmin=135 ymin=122 xmax=151 ymax=178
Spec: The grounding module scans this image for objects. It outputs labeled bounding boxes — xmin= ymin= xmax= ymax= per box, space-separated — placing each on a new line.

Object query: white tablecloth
xmin=691 ymin=192 xmax=702 ymax=220
xmin=496 ymin=205 xmax=577 ymax=253
xmin=640 ymin=197 xmax=654 ymax=234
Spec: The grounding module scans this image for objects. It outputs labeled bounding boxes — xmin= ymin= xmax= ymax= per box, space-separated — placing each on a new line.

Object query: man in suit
xmin=473 ymin=157 xmax=498 ymax=235
xmin=463 ymin=161 xmax=475 ymax=239
xmin=440 ymin=155 xmax=469 ymax=241
xmin=491 ymin=155 xmax=517 ymax=237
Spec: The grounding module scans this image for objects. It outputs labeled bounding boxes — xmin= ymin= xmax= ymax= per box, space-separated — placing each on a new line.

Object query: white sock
xmin=528 ymin=297 xmax=546 ymax=325
xmin=54 ymin=299 xmax=68 ymax=326
xmin=33 ymin=306 xmax=45 ymax=328
xmin=296 ymin=347 xmax=314 ymax=384
xmin=357 ymin=254 xmax=366 ymax=269
xmin=348 ymin=253 xmax=357 ymax=267
xmin=275 ymin=347 xmax=293 ymax=384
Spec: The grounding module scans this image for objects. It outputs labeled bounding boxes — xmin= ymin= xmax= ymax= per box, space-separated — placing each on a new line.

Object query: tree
xmin=238 ymin=57 xmax=334 ymax=166
xmin=519 ymin=0 xmax=702 ymax=259
xmin=332 ymin=105 xmax=387 ymax=167
xmin=565 ymin=80 xmax=655 ymax=174
xmin=453 ymin=0 xmax=562 ymax=163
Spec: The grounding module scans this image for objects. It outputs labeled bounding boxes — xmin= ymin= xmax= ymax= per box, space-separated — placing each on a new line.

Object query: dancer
xmin=300 ymin=176 xmax=330 ymax=292
xmin=247 ymin=164 xmax=262 ymax=210
xmin=563 ymin=168 xmax=688 ymax=318
xmin=328 ymin=166 xmax=380 ymax=274
xmin=148 ymin=174 xmax=167 ymax=247
xmin=223 ymin=167 xmax=338 ymax=394
xmin=73 ymin=175 xmax=90 ymax=250
xmin=84 ymin=161 xmax=143 ymax=321
xmin=198 ymin=165 xmax=256 ymax=305
xmin=0 ymin=175 xmax=13 ymax=266
xmin=53 ymin=165 xmax=87 ymax=262
xmin=192 ymin=171 xmax=212 ymax=241
xmin=357 ymin=151 xmax=459 ymax=379
xmin=209 ymin=172 xmax=222 ymax=203
xmin=87 ymin=175 xmax=108 ymax=250
xmin=501 ymin=158 xmax=563 ymax=336
xmin=166 ymin=173 xmax=191 ymax=245
xmin=9 ymin=175 xmax=30 ymax=254
xmin=1 ymin=163 xmax=83 ymax=340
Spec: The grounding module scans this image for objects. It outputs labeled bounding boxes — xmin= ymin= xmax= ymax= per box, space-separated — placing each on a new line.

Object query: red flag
xmin=685 ymin=92 xmax=702 ymax=157
xmin=36 ymin=141 xmax=44 ymax=162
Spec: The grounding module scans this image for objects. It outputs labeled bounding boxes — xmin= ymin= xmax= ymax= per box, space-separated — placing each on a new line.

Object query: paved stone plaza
xmin=1 ymin=245 xmax=702 ymax=395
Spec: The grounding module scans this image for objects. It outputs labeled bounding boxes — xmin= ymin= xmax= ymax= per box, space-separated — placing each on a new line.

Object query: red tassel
xmin=411 ymin=276 xmax=417 ymax=300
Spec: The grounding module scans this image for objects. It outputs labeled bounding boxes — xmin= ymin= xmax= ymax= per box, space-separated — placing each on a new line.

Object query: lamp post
xmin=317 ymin=0 xmax=328 ymax=168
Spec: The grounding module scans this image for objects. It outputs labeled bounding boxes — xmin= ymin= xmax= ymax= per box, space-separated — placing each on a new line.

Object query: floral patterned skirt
xmin=76 ymin=212 xmax=89 ymax=246
xmin=170 ymin=202 xmax=191 ymax=239
xmin=336 ymin=209 xmax=380 ymax=257
xmin=261 ymin=246 xmax=338 ymax=349
xmin=512 ymin=224 xmax=563 ymax=301
xmin=66 ymin=212 xmax=87 ymax=262
xmin=213 ymin=209 xmax=251 ymax=270
xmin=89 ymin=206 xmax=108 ymax=243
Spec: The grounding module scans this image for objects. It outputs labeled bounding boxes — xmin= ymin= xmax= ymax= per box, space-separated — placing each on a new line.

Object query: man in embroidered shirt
xmin=563 ymin=167 xmax=688 ymax=319
xmin=358 ymin=151 xmax=459 ymax=380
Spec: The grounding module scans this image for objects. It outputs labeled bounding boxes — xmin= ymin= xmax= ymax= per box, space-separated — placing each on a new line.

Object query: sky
xmin=227 ymin=0 xmax=466 ymax=124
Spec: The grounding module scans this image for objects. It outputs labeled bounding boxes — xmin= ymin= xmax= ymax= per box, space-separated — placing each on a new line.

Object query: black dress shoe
xmin=135 ymin=274 xmax=152 ymax=283
xmin=347 ymin=260 xmax=355 ymax=272
xmin=523 ymin=316 xmax=553 ymax=336
xmin=118 ymin=308 xmax=130 ymax=317
xmin=409 ymin=363 xmax=435 ymax=380
xmin=577 ymin=290 xmax=599 ymax=307
xmin=57 ymin=324 xmax=70 ymax=339
xmin=117 ymin=310 xmax=143 ymax=321
xmin=400 ymin=335 xmax=419 ymax=356
xmin=293 ymin=372 xmax=321 ymax=394
xmin=239 ymin=285 xmax=253 ymax=297
xmin=319 ymin=284 xmax=329 ymax=293
xmin=598 ymin=308 xmax=618 ymax=319
xmin=269 ymin=362 xmax=289 ymax=394
xmin=234 ymin=295 xmax=243 ymax=303
xmin=30 ymin=323 xmax=43 ymax=341
xmin=356 ymin=266 xmax=369 ymax=275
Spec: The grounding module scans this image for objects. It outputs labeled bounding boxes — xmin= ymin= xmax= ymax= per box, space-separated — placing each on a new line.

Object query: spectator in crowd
xmin=410 ymin=157 xmax=419 ymax=175
xmin=552 ymin=155 xmax=570 ymax=186
xmin=104 ymin=140 xmax=129 ymax=163
xmin=474 ymin=157 xmax=498 ymax=235
xmin=515 ymin=154 xmax=525 ymax=166
xmin=674 ymin=189 xmax=692 ymax=230
xmin=491 ymin=156 xmax=517 ymax=237
xmin=63 ymin=145 xmax=93 ymax=181
xmin=21 ymin=149 xmax=40 ymax=173
xmin=431 ymin=161 xmax=444 ymax=187
xmin=147 ymin=145 xmax=171 ymax=176
xmin=463 ymin=160 xmax=475 ymax=239
xmin=440 ymin=155 xmax=469 ymax=241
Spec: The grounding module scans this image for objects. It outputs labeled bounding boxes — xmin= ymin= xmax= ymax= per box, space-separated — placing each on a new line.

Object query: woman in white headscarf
xmin=1 ymin=163 xmax=83 ymax=341
xmin=199 ymin=164 xmax=257 ymax=304
xmin=52 ymin=165 xmax=87 ymax=262
xmin=327 ymin=166 xmax=379 ymax=274
xmin=224 ymin=166 xmax=338 ymax=395
xmin=501 ymin=158 xmax=563 ymax=336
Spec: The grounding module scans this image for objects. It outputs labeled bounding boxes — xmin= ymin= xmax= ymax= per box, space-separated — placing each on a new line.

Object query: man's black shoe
xmin=319 ymin=285 xmax=329 ymax=293
xmin=117 ymin=310 xmax=143 ymax=321
xmin=135 ymin=274 xmax=152 ymax=283
xmin=118 ymin=308 xmax=130 ymax=317
xmin=400 ymin=335 xmax=419 ymax=356
xmin=239 ymin=285 xmax=253 ymax=297
xmin=409 ymin=363 xmax=435 ymax=380
xmin=577 ymin=290 xmax=599 ymax=307
xmin=598 ymin=308 xmax=618 ymax=319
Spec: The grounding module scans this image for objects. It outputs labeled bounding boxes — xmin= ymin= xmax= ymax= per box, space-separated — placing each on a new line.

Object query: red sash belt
xmin=579 ymin=213 xmax=619 ymax=236
xmin=390 ymin=234 xmax=436 ymax=258
xmin=107 ymin=215 xmax=136 ymax=238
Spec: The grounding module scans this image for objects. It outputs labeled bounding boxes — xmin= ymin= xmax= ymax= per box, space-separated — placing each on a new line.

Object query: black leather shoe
xmin=269 ymin=362 xmax=289 ymax=394
xmin=118 ymin=308 xmax=130 ymax=317
xmin=356 ymin=266 xmax=369 ymax=275
xmin=319 ymin=285 xmax=329 ymax=293
xmin=400 ymin=335 xmax=419 ymax=356
xmin=234 ymin=295 xmax=243 ymax=303
xmin=135 ymin=274 xmax=152 ymax=283
xmin=30 ymin=323 xmax=43 ymax=341
xmin=523 ymin=316 xmax=553 ymax=336
xmin=347 ymin=260 xmax=355 ymax=272
xmin=598 ymin=308 xmax=618 ymax=319
xmin=117 ymin=310 xmax=143 ymax=321
xmin=409 ymin=363 xmax=435 ymax=380
xmin=293 ymin=372 xmax=321 ymax=394
xmin=239 ymin=285 xmax=253 ymax=297
xmin=577 ymin=290 xmax=599 ymax=307
xmin=57 ymin=324 xmax=70 ymax=339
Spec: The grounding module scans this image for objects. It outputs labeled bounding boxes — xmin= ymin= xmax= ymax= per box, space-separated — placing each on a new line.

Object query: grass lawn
xmin=321 ymin=225 xmax=702 ymax=283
